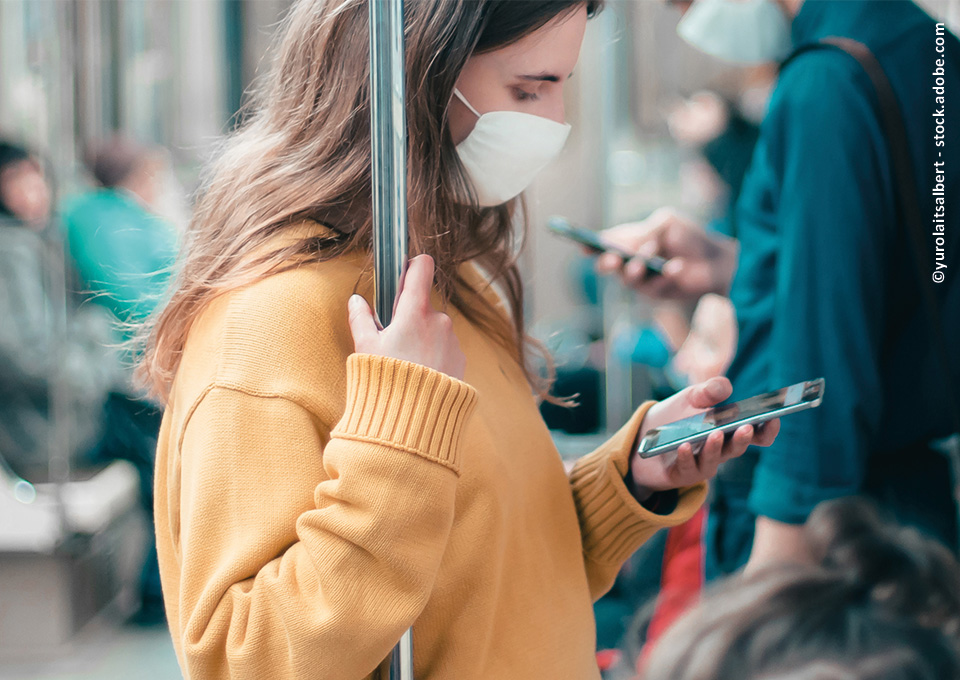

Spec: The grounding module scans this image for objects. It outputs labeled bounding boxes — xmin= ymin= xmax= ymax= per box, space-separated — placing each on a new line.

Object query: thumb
xmin=684 ymin=376 xmax=732 ymax=410
xmin=347 ymin=294 xmax=379 ymax=351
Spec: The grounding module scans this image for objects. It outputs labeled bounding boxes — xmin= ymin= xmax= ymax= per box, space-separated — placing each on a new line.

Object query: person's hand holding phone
xmin=596 ymin=208 xmax=740 ymax=301
xmin=630 ymin=376 xmax=780 ymax=500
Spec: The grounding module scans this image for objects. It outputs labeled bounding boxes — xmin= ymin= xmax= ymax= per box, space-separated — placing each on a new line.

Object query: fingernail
xmin=348 ymin=294 xmax=363 ymax=310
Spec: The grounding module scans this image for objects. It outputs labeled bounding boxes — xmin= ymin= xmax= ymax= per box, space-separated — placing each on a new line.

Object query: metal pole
xmin=369 ymin=1 xmax=413 ymax=677
xmin=370 ymin=0 xmax=408 ymax=328
xmin=598 ymin=6 xmax=633 ymax=432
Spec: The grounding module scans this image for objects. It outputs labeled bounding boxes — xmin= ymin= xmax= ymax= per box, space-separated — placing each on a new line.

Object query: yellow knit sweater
xmin=154 ymin=226 xmax=706 ymax=679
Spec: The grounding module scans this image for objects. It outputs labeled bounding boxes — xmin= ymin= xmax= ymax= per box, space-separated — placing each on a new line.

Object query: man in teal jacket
xmin=60 ymin=137 xmax=179 ymax=623
xmin=600 ymin=0 xmax=960 ymax=574
xmin=60 ymin=138 xmax=178 ymax=331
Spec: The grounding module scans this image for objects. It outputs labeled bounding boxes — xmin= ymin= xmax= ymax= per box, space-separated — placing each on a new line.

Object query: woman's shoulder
xmin=226 ymin=247 xmax=371 ymax=327
xmin=175 ymin=249 xmax=371 ymax=419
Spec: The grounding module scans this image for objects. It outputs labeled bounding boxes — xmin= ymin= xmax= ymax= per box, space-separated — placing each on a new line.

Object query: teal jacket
xmin=710 ymin=0 xmax=960 ymax=574
xmin=60 ymin=189 xmax=178 ymax=328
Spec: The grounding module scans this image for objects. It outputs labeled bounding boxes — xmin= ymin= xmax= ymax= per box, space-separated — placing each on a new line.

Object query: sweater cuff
xmin=570 ymin=401 xmax=708 ymax=565
xmin=332 ymin=354 xmax=478 ymax=474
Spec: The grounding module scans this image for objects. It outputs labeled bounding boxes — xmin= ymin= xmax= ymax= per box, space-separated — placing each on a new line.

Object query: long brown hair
xmin=138 ymin=0 xmax=601 ymax=402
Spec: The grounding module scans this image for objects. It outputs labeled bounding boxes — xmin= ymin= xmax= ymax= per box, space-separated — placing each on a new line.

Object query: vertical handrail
xmin=598 ymin=6 xmax=634 ymax=432
xmin=368 ymin=0 xmax=413 ymax=678
xmin=370 ymin=0 xmax=408 ymax=328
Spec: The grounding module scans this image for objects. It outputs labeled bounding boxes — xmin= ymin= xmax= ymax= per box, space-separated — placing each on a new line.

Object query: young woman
xmin=141 ymin=1 xmax=779 ymax=678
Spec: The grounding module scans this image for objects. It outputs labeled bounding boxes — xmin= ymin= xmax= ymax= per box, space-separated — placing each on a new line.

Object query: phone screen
xmin=640 ymin=379 xmax=824 ymax=454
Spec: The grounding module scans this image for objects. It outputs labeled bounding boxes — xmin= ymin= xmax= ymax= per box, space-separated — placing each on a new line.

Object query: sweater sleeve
xmin=174 ymin=354 xmax=476 ymax=679
xmin=568 ymin=401 xmax=708 ymax=600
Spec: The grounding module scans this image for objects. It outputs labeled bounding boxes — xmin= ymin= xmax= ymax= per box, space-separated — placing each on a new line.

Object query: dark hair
xmin=85 ymin=136 xmax=149 ymax=188
xmin=642 ymin=499 xmax=960 ymax=680
xmin=141 ymin=0 xmax=603 ymax=400
xmin=475 ymin=0 xmax=603 ymax=53
xmin=0 ymin=141 xmax=30 ymax=173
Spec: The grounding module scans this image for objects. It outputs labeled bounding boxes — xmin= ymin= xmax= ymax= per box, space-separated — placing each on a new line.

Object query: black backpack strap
xmin=782 ymin=37 xmax=960 ymax=437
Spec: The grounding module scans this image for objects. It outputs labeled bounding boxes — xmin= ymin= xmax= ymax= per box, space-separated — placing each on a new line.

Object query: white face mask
xmin=453 ymin=88 xmax=571 ymax=207
xmin=677 ymin=0 xmax=793 ymax=65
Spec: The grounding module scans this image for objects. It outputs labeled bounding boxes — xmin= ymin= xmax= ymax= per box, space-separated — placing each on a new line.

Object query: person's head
xmin=86 ymin=136 xmax=165 ymax=210
xmin=0 ymin=141 xmax=51 ymax=224
xmin=670 ymin=0 xmax=801 ymax=65
xmin=140 ymin=0 xmax=602 ymax=399
xmin=642 ymin=498 xmax=960 ymax=680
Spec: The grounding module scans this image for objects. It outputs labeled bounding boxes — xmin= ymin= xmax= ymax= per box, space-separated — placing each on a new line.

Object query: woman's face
xmin=449 ymin=5 xmax=589 ymax=145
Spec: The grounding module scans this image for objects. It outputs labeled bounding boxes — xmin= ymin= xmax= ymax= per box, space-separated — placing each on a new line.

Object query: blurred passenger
xmin=671 ymin=293 xmax=737 ymax=386
xmin=137 ymin=1 xmax=781 ymax=677
xmin=633 ymin=294 xmax=739 ymax=657
xmin=0 ymin=141 xmax=52 ymax=224
xmin=59 ymin=136 xmax=179 ymax=625
xmin=599 ymin=0 xmax=960 ymax=581
xmin=61 ymin=136 xmax=178 ymax=328
xmin=667 ymin=89 xmax=762 ymax=238
xmin=0 ymin=140 xmax=112 ymax=479
xmin=641 ymin=498 xmax=960 ymax=679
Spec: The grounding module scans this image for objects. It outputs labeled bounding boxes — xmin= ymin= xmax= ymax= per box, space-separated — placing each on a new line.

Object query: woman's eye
xmin=513 ymin=88 xmax=539 ymax=102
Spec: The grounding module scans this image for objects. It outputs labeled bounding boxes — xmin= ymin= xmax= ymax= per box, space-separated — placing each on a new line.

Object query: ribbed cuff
xmin=570 ymin=401 xmax=708 ymax=565
xmin=331 ymin=354 xmax=478 ymax=474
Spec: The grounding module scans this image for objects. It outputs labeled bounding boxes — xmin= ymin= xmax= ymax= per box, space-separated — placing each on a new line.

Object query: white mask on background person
xmin=677 ymin=0 xmax=793 ymax=65
xmin=453 ymin=88 xmax=571 ymax=207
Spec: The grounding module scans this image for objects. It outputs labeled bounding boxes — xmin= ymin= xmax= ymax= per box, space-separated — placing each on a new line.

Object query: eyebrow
xmin=518 ymin=72 xmax=574 ymax=83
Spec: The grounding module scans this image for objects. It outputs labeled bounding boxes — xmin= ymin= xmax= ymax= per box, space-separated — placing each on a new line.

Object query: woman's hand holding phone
xmin=630 ymin=376 xmax=780 ymax=501
xmin=348 ymin=254 xmax=467 ymax=380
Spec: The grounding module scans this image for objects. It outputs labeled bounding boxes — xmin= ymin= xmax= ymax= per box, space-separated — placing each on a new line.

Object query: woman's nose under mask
xmin=453 ymin=88 xmax=571 ymax=207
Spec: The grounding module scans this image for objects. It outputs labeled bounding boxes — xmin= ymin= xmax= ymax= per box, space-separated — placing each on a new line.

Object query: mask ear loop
xmin=452 ymin=88 xmax=482 ymax=118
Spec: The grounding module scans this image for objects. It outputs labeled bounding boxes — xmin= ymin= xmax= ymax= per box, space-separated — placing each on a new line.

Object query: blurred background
xmin=1 ymin=1 xmax=958 ymax=678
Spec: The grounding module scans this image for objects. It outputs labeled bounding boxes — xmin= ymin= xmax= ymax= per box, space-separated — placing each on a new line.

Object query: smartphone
xmin=547 ymin=216 xmax=666 ymax=275
xmin=636 ymin=378 xmax=826 ymax=458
